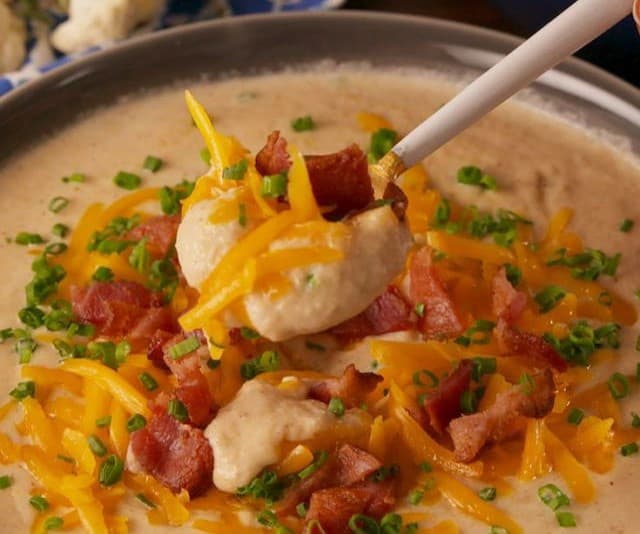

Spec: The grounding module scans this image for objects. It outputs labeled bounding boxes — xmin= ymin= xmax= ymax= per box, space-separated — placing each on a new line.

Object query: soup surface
xmin=0 ymin=67 xmax=639 ymax=533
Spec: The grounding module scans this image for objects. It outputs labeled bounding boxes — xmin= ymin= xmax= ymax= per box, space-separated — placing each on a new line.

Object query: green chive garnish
xmin=631 ymin=412 xmax=640 ymax=429
xmin=207 ymin=358 xmax=221 ymax=370
xmin=238 ymin=202 xmax=247 ymax=227
xmin=619 ymin=219 xmax=634 ymax=232
xmin=9 ymin=381 xmax=35 ymax=401
xmin=48 ymin=196 xmax=69 ymax=213
xmin=200 ymin=147 xmax=211 ymax=164
xmin=98 ymin=455 xmax=124 ymax=486
xmin=43 ymin=516 xmax=64 ymax=531
xmin=291 ymin=115 xmax=315 ymax=132
xmin=456 ymin=165 xmax=497 ymax=190
xmin=113 ymin=171 xmax=142 ymax=190
xmin=460 ymin=390 xmax=478 ymax=414
xmin=328 ymin=397 xmax=345 ymax=417
xmin=412 ymin=369 xmax=439 ymax=388
xmin=414 ymin=302 xmax=425 ymax=317
xmin=92 ymin=266 xmax=114 ymax=282
xmin=367 ymin=128 xmax=398 ymax=163
xmin=96 ymin=416 xmax=112 ymax=428
xmin=504 ymin=263 xmax=522 ymax=286
xmin=167 ymin=399 xmax=189 ymax=422
xmin=478 ymin=487 xmax=497 ymax=501
xmin=62 ymin=172 xmax=85 ymax=183
xmin=87 ymin=435 xmax=107 ymax=457
xmin=538 ymin=484 xmax=570 ymax=510
xmin=0 ymin=475 xmax=12 ymax=489
xmin=261 ymin=173 xmax=288 ymax=198
xmin=168 ymin=336 xmax=200 ymax=360
xmin=222 ymin=159 xmax=248 ymax=181
xmin=240 ymin=326 xmax=260 ymax=340
xmin=29 ymin=495 xmax=49 ymax=512
xmin=143 ymin=155 xmax=163 ymax=173
xmin=608 ymin=372 xmax=630 ymax=400
xmin=535 ymin=285 xmax=567 ymax=313
xmin=408 ymin=489 xmax=424 ymax=505
xmin=126 ymin=414 xmax=147 ymax=432
xmin=620 ymin=442 xmax=639 ymax=456
xmin=556 ymin=511 xmax=577 ymax=528
xmin=15 ymin=232 xmax=45 ymax=245
xmin=567 ymin=408 xmax=585 ymax=425
xmin=138 ymin=372 xmax=158 ymax=392
xmin=135 ymin=493 xmax=156 ymax=508
xmin=52 ymin=223 xmax=70 ymax=238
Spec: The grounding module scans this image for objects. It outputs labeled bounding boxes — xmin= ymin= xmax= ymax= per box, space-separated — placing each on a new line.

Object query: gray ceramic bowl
xmin=1 ymin=11 xmax=639 ymax=164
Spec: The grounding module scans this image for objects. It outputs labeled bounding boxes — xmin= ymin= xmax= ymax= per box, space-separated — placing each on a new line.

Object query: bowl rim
xmin=1 ymin=10 xmax=638 ymax=137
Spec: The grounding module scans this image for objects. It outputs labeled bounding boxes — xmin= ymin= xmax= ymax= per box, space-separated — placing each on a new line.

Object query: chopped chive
xmin=18 ymin=306 xmax=45 ymax=328
xmin=419 ymin=461 xmax=432 ymax=473
xmin=96 ymin=415 xmax=112 ymax=428
xmin=240 ymin=327 xmax=260 ymax=340
xmin=113 ymin=171 xmax=141 ymax=190
xmin=471 ymin=357 xmax=497 ymax=381
xmin=240 ymin=350 xmax=279 ymax=380
xmin=298 ymin=450 xmax=328 ymax=479
xmin=328 ymin=397 xmax=345 ymax=417
xmin=489 ymin=527 xmax=508 ymax=534
xmin=52 ymin=223 xmax=70 ymax=238
xmin=261 ymin=172 xmax=288 ymax=198
xmin=567 ymin=408 xmax=585 ymax=425
xmin=556 ymin=511 xmax=577 ymax=528
xmin=631 ymin=412 xmax=640 ymax=428
xmin=159 ymin=179 xmax=195 ymax=215
xmin=538 ymin=484 xmax=570 ymax=510
xmin=200 ymin=147 xmax=211 ymax=164
xmin=56 ymin=454 xmax=74 ymax=464
xmin=168 ymin=336 xmax=200 ymax=359
xmin=167 ymin=399 xmax=189 ymax=422
xmin=138 ymin=372 xmax=158 ymax=392
xmin=62 ymin=172 xmax=85 ymax=183
xmin=414 ymin=302 xmax=425 ymax=317
xmin=456 ymin=165 xmax=498 ymax=190
xmin=48 ymin=196 xmax=69 ymax=213
xmin=620 ymin=442 xmax=639 ymax=456
xmin=408 ymin=489 xmax=424 ymax=505
xmin=98 ymin=454 xmax=124 ymax=486
xmin=478 ymin=487 xmax=497 ymax=501
xmin=143 ymin=155 xmax=163 ymax=173
xmin=92 ymin=266 xmax=114 ymax=282
xmin=87 ymin=435 xmax=107 ymax=457
xmin=222 ymin=159 xmax=248 ymax=181
xmin=238 ymin=202 xmax=247 ymax=227
xmin=29 ymin=495 xmax=49 ymax=512
xmin=126 ymin=414 xmax=147 ymax=432
xmin=15 ymin=232 xmax=45 ymax=245
xmin=0 ymin=475 xmax=11 ymax=489
xmin=44 ymin=242 xmax=67 ymax=255
xmin=504 ymin=263 xmax=522 ymax=286
xmin=296 ymin=502 xmax=308 ymax=518
xmin=460 ymin=390 xmax=478 ymax=414
xmin=412 ymin=369 xmax=439 ymax=387
xmin=135 ymin=493 xmax=156 ymax=508
xmin=9 ymin=381 xmax=35 ymax=401
xmin=607 ymin=372 xmax=630 ymax=400
xmin=367 ymin=128 xmax=398 ymax=163
xmin=43 ymin=516 xmax=63 ymax=531
xmin=534 ymin=285 xmax=566 ymax=313
xmin=619 ymin=219 xmax=634 ymax=232
xmin=291 ymin=115 xmax=315 ymax=132
xmin=519 ymin=372 xmax=536 ymax=395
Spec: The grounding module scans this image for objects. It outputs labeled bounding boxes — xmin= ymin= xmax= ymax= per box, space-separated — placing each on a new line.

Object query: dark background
xmin=343 ymin=0 xmax=640 ymax=87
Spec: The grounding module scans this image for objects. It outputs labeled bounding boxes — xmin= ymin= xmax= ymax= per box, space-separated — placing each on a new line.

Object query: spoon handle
xmin=392 ymin=0 xmax=635 ymax=169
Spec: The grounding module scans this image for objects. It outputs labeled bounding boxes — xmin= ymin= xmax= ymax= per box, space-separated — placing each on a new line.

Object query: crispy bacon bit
xmin=492 ymin=267 xmax=527 ymax=324
xmin=422 ymin=360 xmax=473 ymax=434
xmin=409 ymin=247 xmax=464 ymax=338
xmin=305 ymin=144 xmax=374 ymax=219
xmin=159 ymin=333 xmax=215 ymax=427
xmin=306 ymin=480 xmax=395 ymax=534
xmin=129 ymin=410 xmax=213 ymax=496
xmin=147 ymin=329 xmax=176 ymax=367
xmin=448 ymin=368 xmax=556 ymax=462
xmin=255 ymin=130 xmax=291 ymax=176
xmin=330 ymin=286 xmax=414 ymax=341
xmin=495 ymin=319 xmax=568 ymax=372
xmin=308 ymin=364 xmax=382 ymax=408
xmin=382 ymin=181 xmax=408 ymax=221
xmin=126 ymin=214 xmax=180 ymax=258
xmin=278 ymin=444 xmax=390 ymax=519
xmin=71 ymin=281 xmax=164 ymax=337
xmin=255 ymin=132 xmax=375 ymax=219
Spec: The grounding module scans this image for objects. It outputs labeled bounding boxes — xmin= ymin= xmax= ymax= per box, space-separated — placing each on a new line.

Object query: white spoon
xmin=375 ymin=0 xmax=636 ymax=179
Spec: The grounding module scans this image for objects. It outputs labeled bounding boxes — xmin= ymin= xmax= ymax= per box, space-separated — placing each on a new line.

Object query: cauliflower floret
xmin=0 ymin=1 xmax=26 ymax=73
xmin=51 ymin=0 xmax=165 ymax=53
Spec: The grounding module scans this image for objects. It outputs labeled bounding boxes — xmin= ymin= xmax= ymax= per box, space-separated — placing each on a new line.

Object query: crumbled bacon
xmin=158 ymin=333 xmax=215 ymax=427
xmin=71 ymin=281 xmax=166 ymax=337
xmin=448 ymin=368 xmax=556 ymax=462
xmin=409 ymin=247 xmax=465 ymax=338
xmin=128 ymin=409 xmax=213 ymax=496
xmin=277 ymin=443 xmax=393 ymax=523
xmin=147 ymin=329 xmax=176 ymax=368
xmin=330 ymin=286 xmax=414 ymax=341
xmin=308 ymin=364 xmax=383 ymax=409
xmin=422 ymin=359 xmax=473 ymax=434
xmin=495 ymin=319 xmax=568 ymax=372
xmin=126 ymin=214 xmax=181 ymax=258
xmin=255 ymin=130 xmax=290 ymax=177
xmin=306 ymin=480 xmax=395 ymax=534
xmin=255 ymin=131 xmax=375 ymax=219
xmin=492 ymin=267 xmax=527 ymax=325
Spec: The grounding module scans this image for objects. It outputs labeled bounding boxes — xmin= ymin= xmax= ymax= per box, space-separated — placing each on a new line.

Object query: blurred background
xmin=343 ymin=0 xmax=639 ymax=86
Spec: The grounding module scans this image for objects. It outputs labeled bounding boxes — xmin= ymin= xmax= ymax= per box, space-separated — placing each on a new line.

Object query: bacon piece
xmin=422 ymin=359 xmax=473 ymax=434
xmin=126 ymin=214 xmax=180 ymax=258
xmin=255 ymin=130 xmax=291 ymax=176
xmin=306 ymin=144 xmax=374 ymax=219
xmin=306 ymin=480 xmax=395 ymax=534
xmin=128 ymin=410 xmax=213 ymax=496
xmin=308 ymin=364 xmax=383 ymax=409
xmin=160 ymin=333 xmax=215 ymax=427
xmin=277 ymin=443 xmax=384 ymax=516
xmin=330 ymin=286 xmax=414 ymax=341
xmin=492 ymin=267 xmax=527 ymax=325
xmin=409 ymin=247 xmax=464 ymax=338
xmin=448 ymin=369 xmax=556 ymax=462
xmin=71 ymin=281 xmax=164 ymax=337
xmin=147 ymin=329 xmax=176 ymax=368
xmin=495 ymin=319 xmax=568 ymax=372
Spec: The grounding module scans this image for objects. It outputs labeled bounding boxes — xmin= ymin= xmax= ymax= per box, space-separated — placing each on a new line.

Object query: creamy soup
xmin=0 ymin=68 xmax=638 ymax=533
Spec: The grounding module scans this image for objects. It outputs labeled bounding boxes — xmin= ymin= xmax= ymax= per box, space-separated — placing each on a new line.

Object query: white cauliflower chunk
xmin=0 ymin=2 xmax=26 ymax=73
xmin=51 ymin=0 xmax=165 ymax=53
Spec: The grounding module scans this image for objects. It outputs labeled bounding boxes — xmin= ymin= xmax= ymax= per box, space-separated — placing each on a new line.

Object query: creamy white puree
xmin=0 ymin=67 xmax=639 ymax=533
xmin=204 ymin=379 xmax=367 ymax=492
